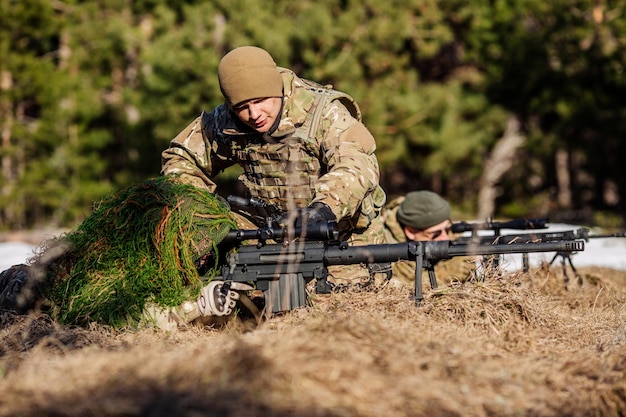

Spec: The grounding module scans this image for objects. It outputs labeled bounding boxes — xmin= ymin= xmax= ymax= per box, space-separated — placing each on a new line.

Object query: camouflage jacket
xmin=380 ymin=196 xmax=417 ymax=286
xmin=162 ymin=68 xmax=386 ymax=232
xmin=381 ymin=196 xmax=407 ymax=245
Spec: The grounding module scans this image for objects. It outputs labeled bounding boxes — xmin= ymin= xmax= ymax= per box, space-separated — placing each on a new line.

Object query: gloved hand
xmin=297 ymin=202 xmax=336 ymax=228
xmin=280 ymin=202 xmax=336 ymax=229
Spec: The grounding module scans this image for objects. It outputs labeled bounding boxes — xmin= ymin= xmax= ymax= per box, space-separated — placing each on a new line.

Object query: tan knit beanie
xmin=217 ymin=46 xmax=284 ymax=106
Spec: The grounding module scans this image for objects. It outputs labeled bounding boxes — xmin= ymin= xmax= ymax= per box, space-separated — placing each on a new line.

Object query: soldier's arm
xmin=161 ymin=112 xmax=233 ymax=193
xmin=312 ymin=102 xmax=381 ymax=220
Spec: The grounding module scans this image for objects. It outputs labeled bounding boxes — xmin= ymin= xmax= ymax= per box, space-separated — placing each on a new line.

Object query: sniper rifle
xmin=453 ymin=227 xmax=626 ymax=284
xmin=196 ymin=198 xmax=585 ymax=319
xmin=449 ymin=217 xmax=550 ymax=273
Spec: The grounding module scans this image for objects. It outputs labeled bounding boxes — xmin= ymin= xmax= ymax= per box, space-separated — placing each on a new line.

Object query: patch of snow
xmin=0 ymin=242 xmax=39 ymax=271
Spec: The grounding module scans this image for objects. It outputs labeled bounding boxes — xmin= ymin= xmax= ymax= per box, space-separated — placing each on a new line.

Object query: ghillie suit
xmin=1 ymin=175 xmax=236 ymax=329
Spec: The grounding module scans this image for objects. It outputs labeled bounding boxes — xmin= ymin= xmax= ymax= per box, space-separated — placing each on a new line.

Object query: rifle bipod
xmin=549 ymin=252 xmax=583 ymax=286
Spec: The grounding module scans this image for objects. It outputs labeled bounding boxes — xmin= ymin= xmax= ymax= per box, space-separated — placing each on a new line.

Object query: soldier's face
xmin=405 ymin=219 xmax=452 ymax=242
xmin=232 ymin=97 xmax=282 ymax=133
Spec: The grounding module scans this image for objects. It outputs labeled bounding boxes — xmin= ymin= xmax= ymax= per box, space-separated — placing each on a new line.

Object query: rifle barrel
xmin=322 ymin=239 xmax=584 ymax=266
xmin=447 ymin=240 xmax=584 ymax=257
xmin=586 ymin=232 xmax=626 ymax=239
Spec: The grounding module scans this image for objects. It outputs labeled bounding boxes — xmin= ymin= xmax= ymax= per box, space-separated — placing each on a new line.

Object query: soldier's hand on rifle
xmin=300 ymin=202 xmax=336 ymax=226
xmin=280 ymin=202 xmax=336 ymax=229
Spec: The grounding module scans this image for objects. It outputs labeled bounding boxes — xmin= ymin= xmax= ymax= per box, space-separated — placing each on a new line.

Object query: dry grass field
xmin=0 ymin=263 xmax=625 ymax=417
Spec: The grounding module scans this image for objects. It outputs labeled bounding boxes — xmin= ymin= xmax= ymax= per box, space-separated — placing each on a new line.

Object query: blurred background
xmin=1 ymin=0 xmax=625 ymax=233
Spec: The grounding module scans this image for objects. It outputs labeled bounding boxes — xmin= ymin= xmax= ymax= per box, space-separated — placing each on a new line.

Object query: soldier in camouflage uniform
xmin=381 ymin=191 xmax=455 ymax=287
xmin=161 ymin=46 xmax=387 ymax=288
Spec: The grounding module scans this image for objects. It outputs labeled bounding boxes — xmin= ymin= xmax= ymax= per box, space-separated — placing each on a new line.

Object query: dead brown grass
xmin=0 ymin=265 xmax=625 ymax=417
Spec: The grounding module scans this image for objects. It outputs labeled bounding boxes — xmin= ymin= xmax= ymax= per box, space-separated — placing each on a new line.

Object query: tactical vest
xmin=234 ymin=135 xmax=322 ymax=210
xmin=381 ymin=196 xmax=408 ymax=244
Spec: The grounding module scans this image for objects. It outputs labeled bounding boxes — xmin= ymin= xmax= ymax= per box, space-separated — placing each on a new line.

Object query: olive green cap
xmin=396 ymin=191 xmax=451 ymax=230
xmin=217 ymin=46 xmax=283 ymax=106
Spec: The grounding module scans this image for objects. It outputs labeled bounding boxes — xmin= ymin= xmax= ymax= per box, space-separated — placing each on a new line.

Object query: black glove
xmin=298 ymin=202 xmax=336 ymax=227
xmin=280 ymin=203 xmax=336 ymax=229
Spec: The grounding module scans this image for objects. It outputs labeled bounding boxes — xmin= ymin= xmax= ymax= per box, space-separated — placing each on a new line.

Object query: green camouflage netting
xmin=40 ymin=175 xmax=236 ymax=328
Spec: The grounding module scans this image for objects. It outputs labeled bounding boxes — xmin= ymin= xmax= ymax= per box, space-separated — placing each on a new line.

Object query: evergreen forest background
xmin=1 ymin=0 xmax=625 ymax=231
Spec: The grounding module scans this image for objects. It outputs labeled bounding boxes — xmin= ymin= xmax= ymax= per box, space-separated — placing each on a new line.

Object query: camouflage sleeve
xmin=311 ymin=102 xmax=381 ymax=220
xmin=160 ymin=113 xmax=233 ymax=193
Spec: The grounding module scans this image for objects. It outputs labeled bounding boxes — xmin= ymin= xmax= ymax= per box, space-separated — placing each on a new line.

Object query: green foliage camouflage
xmin=41 ymin=175 xmax=236 ymax=328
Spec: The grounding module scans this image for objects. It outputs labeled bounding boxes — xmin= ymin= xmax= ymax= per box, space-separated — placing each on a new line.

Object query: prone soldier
xmin=381 ymin=190 xmax=471 ymax=287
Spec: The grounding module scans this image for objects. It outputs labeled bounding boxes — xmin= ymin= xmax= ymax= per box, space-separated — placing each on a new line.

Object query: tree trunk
xmin=476 ymin=116 xmax=526 ymax=220
xmin=0 ymin=70 xmax=16 ymax=227
xmin=555 ymin=148 xmax=572 ymax=209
